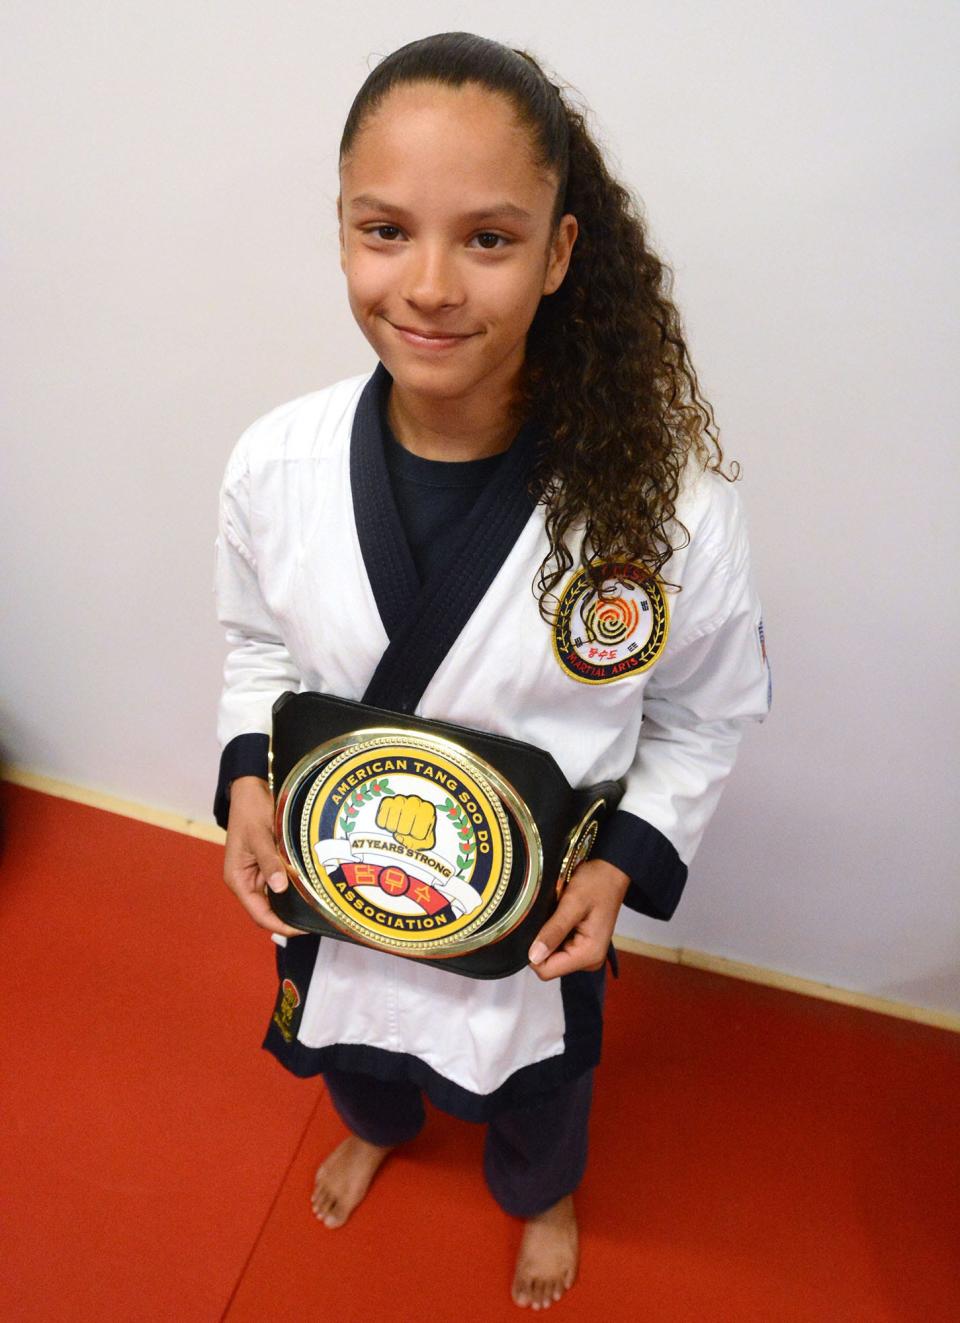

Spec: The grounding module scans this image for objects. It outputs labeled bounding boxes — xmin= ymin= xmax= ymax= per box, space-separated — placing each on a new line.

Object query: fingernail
xmin=528 ymin=941 xmax=548 ymax=965
xmin=267 ymin=871 xmax=287 ymax=892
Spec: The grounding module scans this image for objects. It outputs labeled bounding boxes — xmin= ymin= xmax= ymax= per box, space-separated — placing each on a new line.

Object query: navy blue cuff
xmin=213 ymin=733 xmax=270 ymax=830
xmin=592 ymin=809 xmax=688 ymax=921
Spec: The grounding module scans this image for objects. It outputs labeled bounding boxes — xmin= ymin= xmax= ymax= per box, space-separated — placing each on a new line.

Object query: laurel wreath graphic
xmin=339 ymin=777 xmax=391 ymax=836
xmin=439 ymin=796 xmax=477 ymax=877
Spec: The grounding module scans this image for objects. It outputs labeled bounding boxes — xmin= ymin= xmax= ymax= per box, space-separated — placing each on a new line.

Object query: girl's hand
xmin=223 ymin=776 xmax=308 ymax=938
xmin=527 ymin=858 xmax=630 ymax=981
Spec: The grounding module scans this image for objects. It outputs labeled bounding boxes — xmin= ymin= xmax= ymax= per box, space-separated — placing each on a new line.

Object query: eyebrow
xmin=347 ymin=194 xmax=534 ymax=224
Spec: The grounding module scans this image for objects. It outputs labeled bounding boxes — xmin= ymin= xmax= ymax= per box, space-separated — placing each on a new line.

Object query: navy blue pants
xmin=322 ymin=1066 xmax=594 ymax=1218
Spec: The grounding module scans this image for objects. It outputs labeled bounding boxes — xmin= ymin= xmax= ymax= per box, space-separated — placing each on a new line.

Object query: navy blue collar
xmin=350 ymin=360 xmax=542 ymax=713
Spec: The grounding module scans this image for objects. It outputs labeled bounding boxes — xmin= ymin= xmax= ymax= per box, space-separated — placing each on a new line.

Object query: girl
xmin=214 ymin=32 xmax=769 ymax=1312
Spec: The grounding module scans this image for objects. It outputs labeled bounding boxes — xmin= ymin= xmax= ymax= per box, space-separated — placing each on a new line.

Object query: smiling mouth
xmin=389 ymin=321 xmax=476 ymax=341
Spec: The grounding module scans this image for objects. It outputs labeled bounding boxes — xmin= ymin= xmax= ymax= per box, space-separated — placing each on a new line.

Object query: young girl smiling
xmin=215 ymin=32 xmax=770 ymax=1311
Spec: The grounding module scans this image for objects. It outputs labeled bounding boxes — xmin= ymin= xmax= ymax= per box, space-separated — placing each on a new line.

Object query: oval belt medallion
xmin=276 ymin=728 xmax=543 ymax=960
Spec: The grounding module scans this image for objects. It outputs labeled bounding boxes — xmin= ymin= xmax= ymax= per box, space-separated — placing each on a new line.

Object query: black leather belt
xmin=268 ymin=691 xmax=622 ymax=978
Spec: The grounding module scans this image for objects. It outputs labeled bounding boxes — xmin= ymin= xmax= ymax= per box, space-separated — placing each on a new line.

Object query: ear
xmin=542 ymin=213 xmax=578 ymax=296
xmin=337 ymin=195 xmax=346 ymax=273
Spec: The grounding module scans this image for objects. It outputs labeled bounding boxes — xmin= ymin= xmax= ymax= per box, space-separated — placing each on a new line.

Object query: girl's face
xmin=338 ymin=81 xmax=577 ymax=415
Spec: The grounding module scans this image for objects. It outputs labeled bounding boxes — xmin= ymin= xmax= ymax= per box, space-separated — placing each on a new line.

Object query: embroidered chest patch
xmin=553 ymin=561 xmax=669 ymax=683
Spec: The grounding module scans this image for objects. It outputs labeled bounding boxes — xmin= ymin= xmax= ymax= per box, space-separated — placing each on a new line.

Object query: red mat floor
xmin=0 ymin=781 xmax=957 ymax=1321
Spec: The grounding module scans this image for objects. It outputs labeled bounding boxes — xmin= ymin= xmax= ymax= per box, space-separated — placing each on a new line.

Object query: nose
xmin=401 ymin=240 xmax=465 ymax=313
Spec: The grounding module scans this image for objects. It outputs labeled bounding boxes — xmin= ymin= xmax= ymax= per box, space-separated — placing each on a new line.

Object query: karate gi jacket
xmin=213 ymin=362 xmax=771 ymax=1120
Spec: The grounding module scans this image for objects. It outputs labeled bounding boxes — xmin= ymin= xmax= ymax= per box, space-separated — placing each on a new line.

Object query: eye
xmin=365 ymin=224 xmax=404 ymax=242
xmin=471 ymin=232 xmax=508 ymax=250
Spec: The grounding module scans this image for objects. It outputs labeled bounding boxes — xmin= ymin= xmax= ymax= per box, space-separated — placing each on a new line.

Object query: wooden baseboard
xmin=2 ymin=766 xmax=226 ymax=844
xmin=3 ymin=766 xmax=957 ymax=1034
xmin=611 ymin=935 xmax=960 ymax=1034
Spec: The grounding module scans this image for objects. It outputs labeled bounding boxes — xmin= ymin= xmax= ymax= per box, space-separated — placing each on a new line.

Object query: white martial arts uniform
xmin=214 ymin=362 xmax=771 ymax=1120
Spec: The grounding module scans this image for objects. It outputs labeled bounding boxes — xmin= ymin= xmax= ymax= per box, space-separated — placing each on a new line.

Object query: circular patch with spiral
xmin=553 ymin=561 xmax=669 ymax=683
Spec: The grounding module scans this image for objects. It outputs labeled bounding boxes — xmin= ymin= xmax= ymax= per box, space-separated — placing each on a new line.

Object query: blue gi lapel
xmin=350 ymin=361 xmax=542 ymax=713
xmin=349 ymin=362 xmax=421 ymax=639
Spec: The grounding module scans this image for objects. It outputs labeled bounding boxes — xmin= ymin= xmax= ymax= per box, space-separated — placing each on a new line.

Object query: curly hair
xmin=338 ymin=32 xmax=736 ymax=616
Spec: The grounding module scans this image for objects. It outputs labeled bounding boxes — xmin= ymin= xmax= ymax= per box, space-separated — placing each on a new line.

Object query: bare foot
xmin=310 ymin=1135 xmax=395 ymax=1228
xmin=511 ymin=1193 xmax=579 ymax=1310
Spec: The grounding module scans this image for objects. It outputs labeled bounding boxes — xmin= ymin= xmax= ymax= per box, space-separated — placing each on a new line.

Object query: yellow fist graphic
xmin=376 ymin=794 xmax=437 ymax=852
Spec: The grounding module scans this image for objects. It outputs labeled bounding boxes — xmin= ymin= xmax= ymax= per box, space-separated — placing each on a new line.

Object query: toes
xmin=512 ymin=1278 xmax=531 ymax=1308
xmin=322 ymin=1199 xmax=345 ymax=1228
xmin=514 ymin=1263 xmax=575 ymax=1310
xmin=310 ymin=1183 xmax=343 ymax=1227
xmin=533 ymin=1277 xmax=567 ymax=1309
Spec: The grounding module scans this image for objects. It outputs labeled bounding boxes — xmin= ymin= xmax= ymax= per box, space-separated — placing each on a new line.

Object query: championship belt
xmin=268 ymin=691 xmax=623 ymax=979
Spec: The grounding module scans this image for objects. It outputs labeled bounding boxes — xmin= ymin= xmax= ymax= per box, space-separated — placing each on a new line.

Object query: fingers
xmin=530 ymin=935 xmax=606 ymax=981
xmin=225 ymin=779 xmax=287 ymax=891
xmin=527 ymin=858 xmax=629 ymax=980
xmin=527 ymin=890 xmax=606 ymax=982
xmin=225 ymin=816 xmax=288 ymax=891
xmin=250 ymin=820 xmax=289 ymax=893
xmin=239 ymin=886 xmax=307 ymax=939
xmin=222 ymin=850 xmax=305 ymax=937
xmin=529 ymin=890 xmax=589 ymax=964
xmin=223 ymin=778 xmax=306 ymax=937
xmin=223 ymin=855 xmax=304 ymax=937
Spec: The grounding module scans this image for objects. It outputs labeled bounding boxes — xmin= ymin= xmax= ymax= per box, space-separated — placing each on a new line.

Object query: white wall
xmin=2 ymin=3 xmax=957 ymax=1014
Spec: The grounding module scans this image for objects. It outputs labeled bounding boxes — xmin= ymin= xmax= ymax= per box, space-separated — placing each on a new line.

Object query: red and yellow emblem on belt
xmin=282 ymin=735 xmax=520 ymax=955
xmin=553 ymin=561 xmax=669 ymax=684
